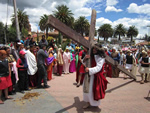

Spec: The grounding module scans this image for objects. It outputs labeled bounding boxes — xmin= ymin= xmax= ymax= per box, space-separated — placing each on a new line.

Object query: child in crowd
xmin=16 ymin=50 xmax=28 ymax=93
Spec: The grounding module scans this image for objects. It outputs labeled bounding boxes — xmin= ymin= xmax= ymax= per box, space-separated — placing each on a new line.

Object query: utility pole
xmin=4 ymin=27 xmax=7 ymax=44
xmin=13 ymin=0 xmax=20 ymax=40
xmin=147 ymin=25 xmax=150 ymax=36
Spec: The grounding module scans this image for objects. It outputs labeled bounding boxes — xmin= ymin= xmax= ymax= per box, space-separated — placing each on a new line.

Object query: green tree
xmin=98 ymin=24 xmax=113 ymax=41
xmin=127 ymin=26 xmax=138 ymax=42
xmin=7 ymin=25 xmax=17 ymax=42
xmin=53 ymin=5 xmax=74 ymax=45
xmin=114 ymin=24 xmax=126 ymax=40
xmin=53 ymin=5 xmax=74 ymax=26
xmin=11 ymin=9 xmax=30 ymax=35
xmin=0 ymin=22 xmax=5 ymax=43
xmin=74 ymin=16 xmax=90 ymax=36
xmin=39 ymin=14 xmax=49 ymax=39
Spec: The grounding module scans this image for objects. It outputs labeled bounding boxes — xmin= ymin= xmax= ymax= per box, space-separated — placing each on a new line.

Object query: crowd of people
xmin=0 ymin=34 xmax=150 ymax=107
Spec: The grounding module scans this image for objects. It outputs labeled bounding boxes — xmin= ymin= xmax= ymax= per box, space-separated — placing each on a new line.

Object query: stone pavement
xmin=0 ymin=88 xmax=67 ymax=113
xmin=0 ymin=72 xmax=150 ymax=113
xmin=46 ymin=72 xmax=150 ymax=113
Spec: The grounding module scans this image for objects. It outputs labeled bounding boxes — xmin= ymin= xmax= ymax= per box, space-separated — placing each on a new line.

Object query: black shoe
xmin=37 ymin=85 xmax=44 ymax=88
xmin=44 ymin=85 xmax=50 ymax=88
xmin=24 ymin=89 xmax=31 ymax=91
xmin=20 ymin=90 xmax=25 ymax=94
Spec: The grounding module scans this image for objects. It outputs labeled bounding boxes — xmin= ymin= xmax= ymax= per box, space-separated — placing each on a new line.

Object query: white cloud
xmin=127 ymin=3 xmax=150 ymax=16
xmin=105 ymin=6 xmax=123 ymax=12
xmin=74 ymin=8 xmax=91 ymax=18
xmin=106 ymin=0 xmax=118 ymax=6
xmin=96 ymin=17 xmax=112 ymax=29
xmin=0 ymin=3 xmax=14 ymax=25
xmin=96 ymin=17 xmax=150 ymax=38
xmin=105 ymin=0 xmax=122 ymax=13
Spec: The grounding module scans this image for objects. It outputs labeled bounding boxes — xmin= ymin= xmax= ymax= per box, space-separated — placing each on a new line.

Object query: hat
xmin=75 ymin=47 xmax=80 ymax=50
xmin=19 ymin=50 xmax=26 ymax=55
xmin=0 ymin=50 xmax=7 ymax=55
xmin=112 ymin=47 xmax=117 ymax=51
xmin=142 ymin=50 xmax=147 ymax=55
xmin=127 ymin=50 xmax=131 ymax=53
xmin=17 ymin=42 xmax=22 ymax=45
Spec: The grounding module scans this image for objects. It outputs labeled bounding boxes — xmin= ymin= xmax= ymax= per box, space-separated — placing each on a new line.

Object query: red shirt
xmin=16 ymin=58 xmax=27 ymax=71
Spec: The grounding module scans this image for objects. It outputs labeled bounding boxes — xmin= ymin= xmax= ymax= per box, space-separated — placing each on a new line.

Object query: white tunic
xmin=63 ymin=52 xmax=71 ymax=73
xmin=25 ymin=50 xmax=38 ymax=75
xmin=83 ymin=55 xmax=105 ymax=106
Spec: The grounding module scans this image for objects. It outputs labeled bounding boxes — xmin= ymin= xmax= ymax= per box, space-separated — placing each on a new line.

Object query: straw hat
xmin=142 ymin=50 xmax=147 ymax=55
xmin=127 ymin=50 xmax=131 ymax=53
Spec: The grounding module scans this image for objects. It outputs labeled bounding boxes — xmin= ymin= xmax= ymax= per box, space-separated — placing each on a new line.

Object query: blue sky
xmin=0 ymin=0 xmax=150 ymax=38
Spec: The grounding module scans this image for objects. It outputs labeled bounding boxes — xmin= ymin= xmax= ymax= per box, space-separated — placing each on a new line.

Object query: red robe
xmin=92 ymin=57 xmax=108 ymax=100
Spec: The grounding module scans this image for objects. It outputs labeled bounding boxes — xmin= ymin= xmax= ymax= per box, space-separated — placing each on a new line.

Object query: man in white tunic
xmin=83 ymin=44 xmax=108 ymax=108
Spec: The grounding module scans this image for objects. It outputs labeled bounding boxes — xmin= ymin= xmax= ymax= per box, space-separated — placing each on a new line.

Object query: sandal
xmin=5 ymin=96 xmax=13 ymax=100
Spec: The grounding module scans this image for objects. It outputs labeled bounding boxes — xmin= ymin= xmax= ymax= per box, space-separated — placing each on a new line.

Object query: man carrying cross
xmin=83 ymin=43 xmax=108 ymax=108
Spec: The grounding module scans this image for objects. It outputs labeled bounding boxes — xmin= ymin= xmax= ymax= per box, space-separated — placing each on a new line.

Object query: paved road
xmin=0 ymin=72 xmax=150 ymax=113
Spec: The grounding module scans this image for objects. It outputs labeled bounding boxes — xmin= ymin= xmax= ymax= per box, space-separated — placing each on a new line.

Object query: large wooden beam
xmin=46 ymin=15 xmax=89 ymax=48
xmin=46 ymin=14 xmax=136 ymax=80
xmin=88 ymin=9 xmax=96 ymax=67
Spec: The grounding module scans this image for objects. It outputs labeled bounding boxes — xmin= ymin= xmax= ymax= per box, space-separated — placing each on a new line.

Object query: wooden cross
xmin=46 ymin=10 xmax=136 ymax=80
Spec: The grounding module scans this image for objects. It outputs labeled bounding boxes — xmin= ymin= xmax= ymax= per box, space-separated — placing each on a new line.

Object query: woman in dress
xmin=47 ymin=48 xmax=54 ymax=80
xmin=63 ymin=48 xmax=71 ymax=74
xmin=69 ymin=49 xmax=76 ymax=73
xmin=57 ymin=48 xmax=64 ymax=76
xmin=0 ymin=50 xmax=13 ymax=104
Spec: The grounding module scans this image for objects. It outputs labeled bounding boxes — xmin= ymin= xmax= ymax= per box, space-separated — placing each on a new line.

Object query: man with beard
xmin=39 ymin=35 xmax=48 ymax=47
xmin=83 ymin=43 xmax=108 ymax=108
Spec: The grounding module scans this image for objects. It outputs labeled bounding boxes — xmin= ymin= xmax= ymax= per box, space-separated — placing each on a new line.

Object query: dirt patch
xmin=13 ymin=92 xmax=40 ymax=105
xmin=21 ymin=92 xmax=40 ymax=100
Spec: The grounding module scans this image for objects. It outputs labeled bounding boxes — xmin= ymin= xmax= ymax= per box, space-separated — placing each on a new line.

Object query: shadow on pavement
xmin=55 ymin=97 xmax=101 ymax=113
xmin=106 ymin=80 xmax=134 ymax=93
xmin=144 ymin=97 xmax=150 ymax=102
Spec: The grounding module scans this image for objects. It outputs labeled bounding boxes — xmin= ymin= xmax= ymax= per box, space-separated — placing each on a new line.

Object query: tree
xmin=127 ymin=26 xmax=138 ymax=42
xmin=74 ymin=16 xmax=90 ymax=36
xmin=7 ymin=25 xmax=17 ymax=42
xmin=11 ymin=9 xmax=30 ymax=35
xmin=53 ymin=5 xmax=74 ymax=45
xmin=114 ymin=24 xmax=126 ymax=40
xmin=98 ymin=24 xmax=113 ymax=41
xmin=39 ymin=14 xmax=49 ymax=39
xmin=0 ymin=22 xmax=5 ymax=43
xmin=53 ymin=5 xmax=74 ymax=26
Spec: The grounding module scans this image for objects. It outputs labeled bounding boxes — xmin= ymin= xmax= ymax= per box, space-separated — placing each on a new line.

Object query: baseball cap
xmin=19 ymin=50 xmax=26 ymax=55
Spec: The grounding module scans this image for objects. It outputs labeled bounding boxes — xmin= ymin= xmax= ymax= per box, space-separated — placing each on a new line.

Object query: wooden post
xmin=83 ymin=9 xmax=97 ymax=93
xmin=88 ymin=9 xmax=96 ymax=67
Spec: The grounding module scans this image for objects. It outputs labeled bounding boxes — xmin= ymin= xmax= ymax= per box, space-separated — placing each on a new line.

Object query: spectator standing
xmin=0 ymin=50 xmax=13 ymax=104
xmin=57 ymin=48 xmax=64 ymax=76
xmin=16 ymin=51 xmax=29 ymax=93
xmin=39 ymin=35 xmax=48 ymax=47
xmin=24 ymin=34 xmax=32 ymax=48
xmin=63 ymin=48 xmax=71 ymax=74
xmin=37 ymin=44 xmax=50 ymax=88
